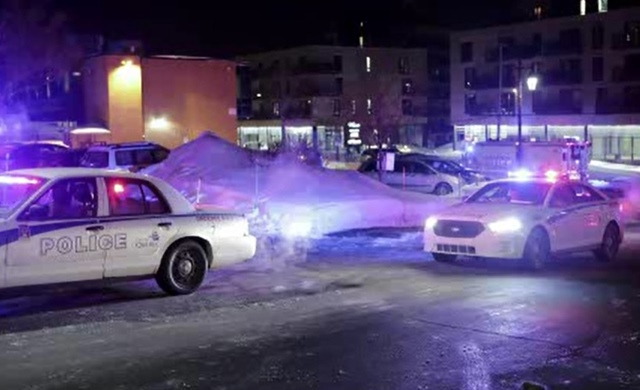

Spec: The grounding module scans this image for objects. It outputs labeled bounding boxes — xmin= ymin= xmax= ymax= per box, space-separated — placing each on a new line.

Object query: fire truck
xmin=466 ymin=140 xmax=591 ymax=180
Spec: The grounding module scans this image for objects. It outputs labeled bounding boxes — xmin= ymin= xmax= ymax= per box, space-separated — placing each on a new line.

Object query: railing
xmin=611 ymin=33 xmax=640 ymax=50
xmin=532 ymin=100 xmax=582 ymax=115
xmin=611 ymin=67 xmax=640 ymax=83
xmin=291 ymin=62 xmax=342 ymax=75
xmin=595 ymin=100 xmax=640 ymax=114
xmin=542 ymin=40 xmax=582 ymax=56
xmin=542 ymin=69 xmax=583 ymax=86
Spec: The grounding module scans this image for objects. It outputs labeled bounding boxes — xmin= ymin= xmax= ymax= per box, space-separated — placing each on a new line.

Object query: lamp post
xmin=515 ymin=59 xmax=540 ymax=167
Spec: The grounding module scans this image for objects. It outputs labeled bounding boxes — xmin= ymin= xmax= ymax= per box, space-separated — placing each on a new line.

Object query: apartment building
xmin=451 ymin=6 xmax=640 ymax=161
xmin=237 ymin=45 xmax=449 ymax=156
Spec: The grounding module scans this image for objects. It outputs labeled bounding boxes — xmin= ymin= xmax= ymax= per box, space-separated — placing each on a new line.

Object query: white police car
xmin=0 ymin=168 xmax=256 ymax=295
xmin=424 ymin=174 xmax=624 ymax=269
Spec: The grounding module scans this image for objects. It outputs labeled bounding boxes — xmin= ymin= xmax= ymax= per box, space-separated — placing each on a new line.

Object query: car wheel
xmin=521 ymin=228 xmax=550 ymax=270
xmin=593 ymin=223 xmax=620 ymax=262
xmin=432 ymin=252 xmax=457 ymax=262
xmin=156 ymin=240 xmax=208 ymax=295
xmin=434 ymin=183 xmax=453 ymax=196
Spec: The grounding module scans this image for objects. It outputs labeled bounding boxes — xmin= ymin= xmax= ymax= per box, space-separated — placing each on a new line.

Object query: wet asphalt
xmin=1 ymin=230 xmax=640 ymax=390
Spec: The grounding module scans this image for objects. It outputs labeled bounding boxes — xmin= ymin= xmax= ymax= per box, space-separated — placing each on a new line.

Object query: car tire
xmin=156 ymin=240 xmax=208 ymax=295
xmin=434 ymin=183 xmax=453 ymax=196
xmin=593 ymin=222 xmax=620 ymax=263
xmin=432 ymin=252 xmax=457 ymax=262
xmin=521 ymin=228 xmax=550 ymax=270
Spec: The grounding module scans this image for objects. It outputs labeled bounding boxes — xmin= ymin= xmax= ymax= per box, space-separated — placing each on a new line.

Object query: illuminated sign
xmin=344 ymin=122 xmax=362 ymax=147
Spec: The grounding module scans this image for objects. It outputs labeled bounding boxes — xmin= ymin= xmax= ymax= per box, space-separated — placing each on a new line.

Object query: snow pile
xmin=146 ymin=132 xmax=456 ymax=236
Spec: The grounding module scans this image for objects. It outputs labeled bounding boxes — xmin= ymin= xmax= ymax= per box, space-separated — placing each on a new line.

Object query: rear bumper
xmin=211 ymin=235 xmax=257 ymax=268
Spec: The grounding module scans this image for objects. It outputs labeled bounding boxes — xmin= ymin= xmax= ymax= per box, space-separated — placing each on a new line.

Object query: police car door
xmin=547 ymin=183 xmax=593 ymax=251
xmin=5 ymin=177 xmax=104 ymax=287
xmin=102 ymin=177 xmax=173 ymax=278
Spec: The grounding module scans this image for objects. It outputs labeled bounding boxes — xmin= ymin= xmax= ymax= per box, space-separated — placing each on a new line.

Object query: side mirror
xmin=22 ymin=204 xmax=48 ymax=221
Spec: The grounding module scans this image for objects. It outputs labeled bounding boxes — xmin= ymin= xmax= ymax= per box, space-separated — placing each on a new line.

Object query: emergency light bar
xmin=507 ymin=169 xmax=562 ymax=181
xmin=0 ymin=176 xmax=40 ymax=185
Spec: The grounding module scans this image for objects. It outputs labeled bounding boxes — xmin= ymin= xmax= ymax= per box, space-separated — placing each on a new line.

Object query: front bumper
xmin=424 ymin=227 xmax=528 ymax=259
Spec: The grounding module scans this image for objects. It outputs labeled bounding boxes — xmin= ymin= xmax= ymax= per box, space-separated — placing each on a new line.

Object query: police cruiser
xmin=0 ymin=168 xmax=256 ymax=295
xmin=424 ymin=170 xmax=624 ymax=269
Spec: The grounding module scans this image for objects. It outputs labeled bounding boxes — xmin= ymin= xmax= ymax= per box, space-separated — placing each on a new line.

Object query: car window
xmin=20 ymin=178 xmax=98 ymax=220
xmin=135 ymin=149 xmax=154 ymax=165
xmin=467 ymin=181 xmax=551 ymax=205
xmin=428 ymin=160 xmax=459 ymax=175
xmin=115 ymin=150 xmax=135 ymax=166
xmin=0 ymin=175 xmax=46 ymax=216
xmin=571 ymin=183 xmax=605 ymax=203
xmin=106 ymin=178 xmax=170 ymax=216
xmin=393 ymin=161 xmax=409 ymax=173
xmin=410 ymin=161 xmax=435 ymax=175
xmin=152 ymin=148 xmax=169 ymax=163
xmin=549 ymin=185 xmax=575 ymax=208
xmin=81 ymin=151 xmax=109 ymax=168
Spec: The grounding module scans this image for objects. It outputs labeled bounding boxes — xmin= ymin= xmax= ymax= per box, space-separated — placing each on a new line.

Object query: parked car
xmin=0 ymin=141 xmax=70 ymax=171
xmin=358 ymin=155 xmax=461 ymax=195
xmin=80 ymin=142 xmax=170 ymax=171
xmin=0 ymin=168 xmax=256 ymax=295
xmin=400 ymin=153 xmax=489 ymax=185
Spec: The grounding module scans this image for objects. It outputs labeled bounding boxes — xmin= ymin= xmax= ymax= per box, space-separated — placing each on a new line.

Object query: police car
xmin=0 ymin=168 xmax=256 ymax=295
xmin=424 ymin=170 xmax=624 ymax=269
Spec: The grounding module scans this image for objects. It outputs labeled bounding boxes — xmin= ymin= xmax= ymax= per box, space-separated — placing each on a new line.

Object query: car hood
xmin=434 ymin=202 xmax=541 ymax=223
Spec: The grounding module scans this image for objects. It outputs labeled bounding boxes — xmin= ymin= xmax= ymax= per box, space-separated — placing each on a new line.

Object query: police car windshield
xmin=467 ymin=181 xmax=552 ymax=205
xmin=0 ymin=176 xmax=47 ymax=214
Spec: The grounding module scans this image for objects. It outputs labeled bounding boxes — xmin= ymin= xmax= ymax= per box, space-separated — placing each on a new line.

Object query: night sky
xmin=54 ymin=0 xmax=637 ymax=57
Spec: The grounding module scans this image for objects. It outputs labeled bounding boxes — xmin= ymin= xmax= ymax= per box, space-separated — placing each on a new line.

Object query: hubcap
xmin=177 ymin=258 xmax=194 ymax=276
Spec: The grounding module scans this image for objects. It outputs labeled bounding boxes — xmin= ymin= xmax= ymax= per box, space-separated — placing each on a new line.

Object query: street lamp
xmin=515 ymin=64 xmax=541 ymax=167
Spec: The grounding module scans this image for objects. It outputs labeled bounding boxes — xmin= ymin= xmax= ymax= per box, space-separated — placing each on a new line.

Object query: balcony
xmin=541 ymin=40 xmax=582 ymax=56
xmin=290 ymin=86 xmax=340 ymax=98
xmin=611 ymin=67 xmax=640 ymax=83
xmin=611 ymin=33 xmax=640 ymax=51
xmin=542 ymin=68 xmax=583 ymax=86
xmin=291 ymin=62 xmax=342 ymax=75
xmin=533 ymin=99 xmax=582 ymax=115
xmin=465 ymin=102 xmax=502 ymax=116
xmin=596 ymin=98 xmax=640 ymax=114
xmin=251 ymin=106 xmax=312 ymax=120
xmin=485 ymin=44 xmax=540 ymax=62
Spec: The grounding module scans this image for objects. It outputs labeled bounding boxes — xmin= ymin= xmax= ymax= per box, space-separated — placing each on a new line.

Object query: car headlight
xmin=487 ymin=217 xmax=522 ymax=234
xmin=425 ymin=216 xmax=438 ymax=230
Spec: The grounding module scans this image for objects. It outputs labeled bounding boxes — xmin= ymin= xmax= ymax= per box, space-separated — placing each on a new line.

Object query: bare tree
xmin=0 ymin=0 xmax=81 ymax=115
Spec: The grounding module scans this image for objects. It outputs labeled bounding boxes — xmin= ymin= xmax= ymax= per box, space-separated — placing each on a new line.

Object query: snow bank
xmin=146 ymin=132 xmax=455 ymax=236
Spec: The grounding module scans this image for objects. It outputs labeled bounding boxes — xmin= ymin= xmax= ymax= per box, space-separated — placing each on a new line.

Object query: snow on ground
xmin=146 ymin=132 xmax=455 ymax=237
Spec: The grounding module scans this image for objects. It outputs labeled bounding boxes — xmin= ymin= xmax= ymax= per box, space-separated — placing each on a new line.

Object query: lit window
xmin=273 ymin=102 xmax=280 ymax=116
xmin=534 ymin=6 xmax=543 ymax=19
xmin=366 ymin=56 xmax=371 ymax=72
xmin=351 ymin=100 xmax=357 ymax=115
xmin=367 ymin=98 xmax=372 ymax=114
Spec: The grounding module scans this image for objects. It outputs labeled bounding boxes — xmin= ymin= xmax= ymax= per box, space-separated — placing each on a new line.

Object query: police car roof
xmin=492 ymin=177 xmax=560 ymax=185
xmin=4 ymin=167 xmax=148 ymax=180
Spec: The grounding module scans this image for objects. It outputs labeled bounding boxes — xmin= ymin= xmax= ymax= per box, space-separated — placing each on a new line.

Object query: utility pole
xmin=497 ymin=44 xmax=503 ymax=140
xmin=516 ymin=57 xmax=523 ymax=167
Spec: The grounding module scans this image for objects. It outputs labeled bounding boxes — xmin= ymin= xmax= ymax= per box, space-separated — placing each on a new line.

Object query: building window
xmin=351 ymin=100 xmax=357 ymax=115
xmin=402 ymin=99 xmax=413 ymax=115
xmin=596 ymin=87 xmax=607 ymax=113
xmin=592 ymin=57 xmax=604 ymax=82
xmin=366 ymin=56 xmax=372 ymax=72
xmin=534 ymin=6 xmax=543 ymax=19
xmin=460 ymin=42 xmax=473 ymax=63
xmin=272 ymin=101 xmax=280 ymax=116
xmin=333 ymin=99 xmax=341 ymax=116
xmin=399 ymin=57 xmax=410 ymax=74
xmin=402 ymin=79 xmax=413 ymax=95
xmin=367 ymin=98 xmax=372 ymax=114
xmin=464 ymin=67 xmax=476 ymax=89
xmin=333 ymin=55 xmax=343 ymax=72
xmin=335 ymin=77 xmax=343 ymax=94
xmin=592 ymin=23 xmax=604 ymax=50
xmin=464 ymin=94 xmax=476 ymax=114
